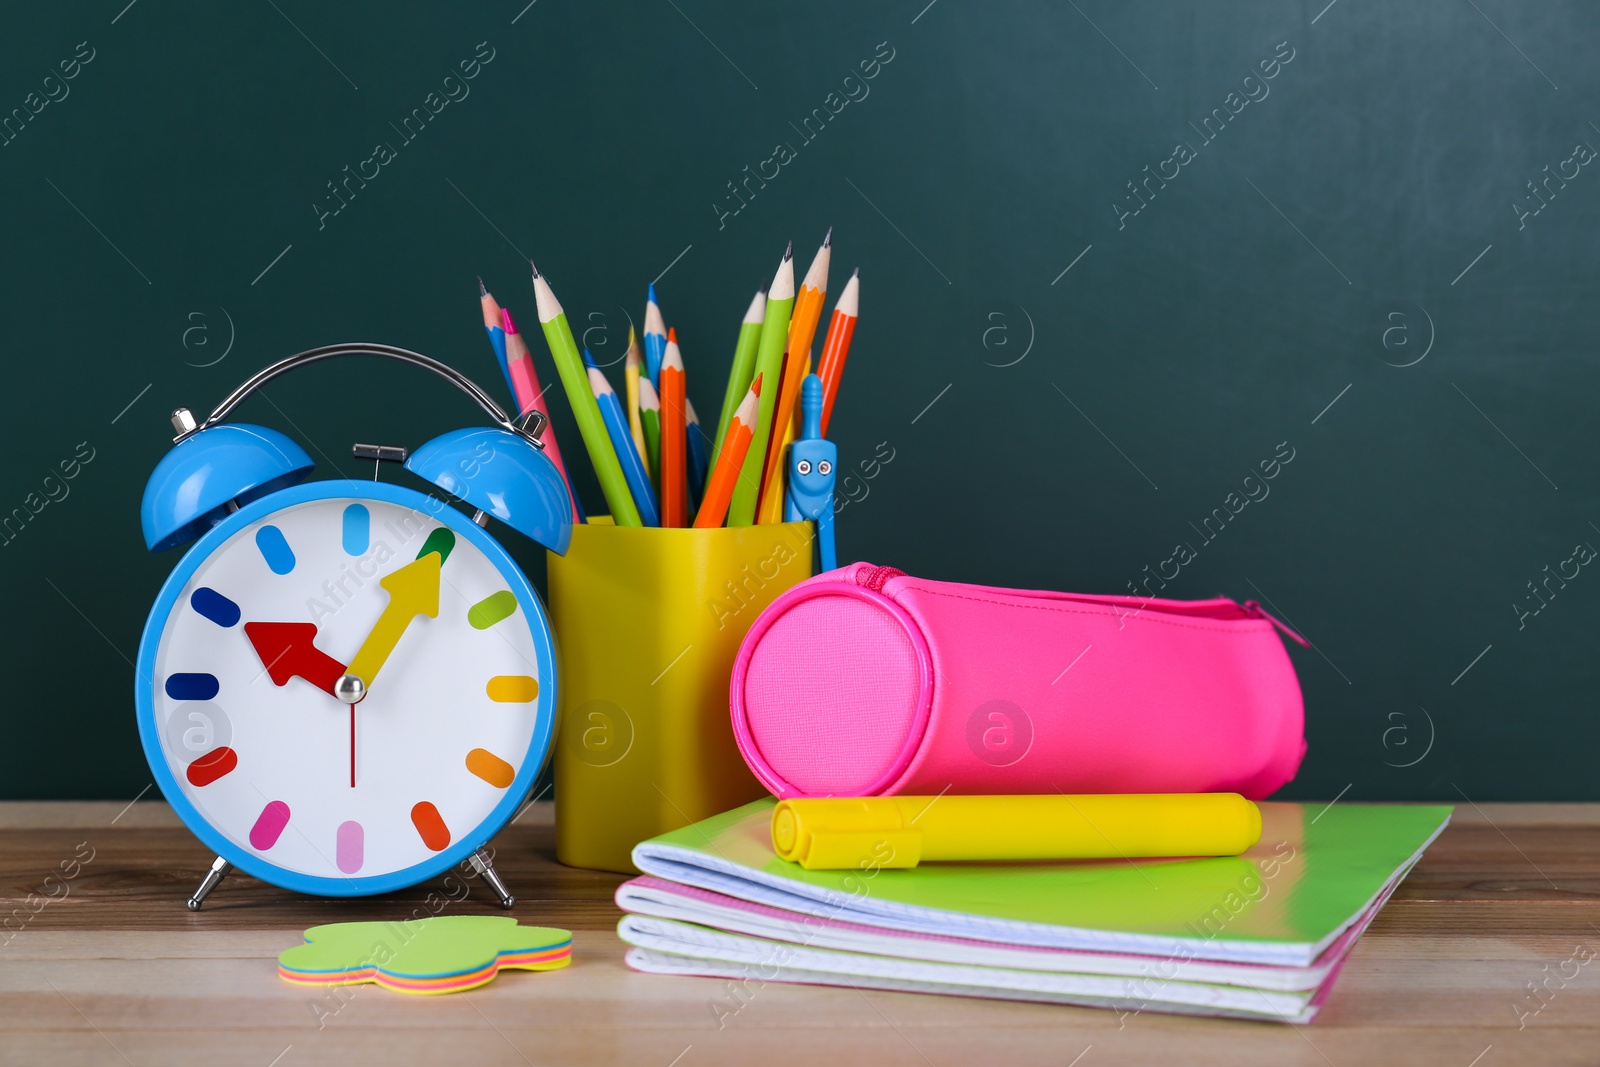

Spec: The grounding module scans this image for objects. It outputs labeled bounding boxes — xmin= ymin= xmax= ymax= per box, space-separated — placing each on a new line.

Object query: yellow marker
xmin=346 ymin=553 xmax=441 ymax=689
xmin=771 ymin=793 xmax=1262 ymax=871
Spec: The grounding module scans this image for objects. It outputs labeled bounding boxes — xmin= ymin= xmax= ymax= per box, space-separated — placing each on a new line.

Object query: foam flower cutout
xmin=279 ymin=915 xmax=571 ymax=995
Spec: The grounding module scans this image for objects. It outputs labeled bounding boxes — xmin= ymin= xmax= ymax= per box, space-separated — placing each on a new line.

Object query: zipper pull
xmin=1243 ymin=600 xmax=1311 ymax=648
xmin=856 ymin=565 xmax=905 ymax=593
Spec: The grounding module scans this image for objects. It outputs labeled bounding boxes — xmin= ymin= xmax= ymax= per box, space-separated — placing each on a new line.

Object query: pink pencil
xmin=504 ymin=307 xmax=583 ymax=521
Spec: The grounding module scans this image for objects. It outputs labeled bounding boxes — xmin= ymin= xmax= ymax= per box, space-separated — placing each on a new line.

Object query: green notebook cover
xmin=631 ymin=799 xmax=1452 ymax=967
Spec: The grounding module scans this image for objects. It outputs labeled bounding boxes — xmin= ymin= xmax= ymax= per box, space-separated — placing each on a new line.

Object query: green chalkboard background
xmin=1 ymin=1 xmax=1595 ymax=802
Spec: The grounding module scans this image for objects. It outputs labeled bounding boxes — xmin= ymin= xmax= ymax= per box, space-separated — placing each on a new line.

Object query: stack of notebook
xmin=617 ymin=798 xmax=1452 ymax=1023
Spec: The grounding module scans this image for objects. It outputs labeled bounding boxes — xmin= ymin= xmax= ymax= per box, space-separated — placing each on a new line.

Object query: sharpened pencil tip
xmin=582 ymin=347 xmax=597 ymax=368
xmin=851 ymin=267 xmax=860 ymax=278
xmin=822 ymin=226 xmax=832 ymax=248
xmin=478 ymin=276 xmax=489 ymax=297
xmin=667 ymin=326 xmax=677 ymax=343
xmin=528 ymin=259 xmax=540 ymax=279
xmin=783 ymin=241 xmax=793 ymax=261
xmin=752 ymin=373 xmax=763 ymax=396
xmin=648 ymin=282 xmax=658 ymax=304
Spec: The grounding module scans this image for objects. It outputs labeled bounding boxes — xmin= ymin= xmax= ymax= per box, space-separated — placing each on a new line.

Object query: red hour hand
xmin=244 ymin=622 xmax=348 ymax=696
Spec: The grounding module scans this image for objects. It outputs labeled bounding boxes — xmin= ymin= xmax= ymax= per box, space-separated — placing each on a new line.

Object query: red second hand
xmin=349 ymin=705 xmax=356 ymax=788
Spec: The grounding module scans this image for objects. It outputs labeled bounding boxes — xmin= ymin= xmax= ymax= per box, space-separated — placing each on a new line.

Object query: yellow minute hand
xmin=344 ymin=552 xmax=442 ymax=694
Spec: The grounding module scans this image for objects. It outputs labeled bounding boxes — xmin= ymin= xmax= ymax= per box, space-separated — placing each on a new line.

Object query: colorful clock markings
xmin=486 ymin=675 xmax=539 ymax=703
xmin=411 ymin=802 xmax=451 ymax=852
xmin=467 ymin=591 xmax=518 ymax=630
xmin=336 ymin=820 xmax=364 ymax=874
xmin=249 ymin=800 xmax=291 ymax=850
xmin=255 ymin=525 xmax=296 ymax=575
xmin=416 ymin=527 xmax=456 ymax=564
xmin=465 ymin=748 xmax=516 ymax=788
xmin=165 ymin=672 xmax=220 ymax=701
xmin=342 ymin=504 xmax=371 ymax=556
xmin=244 ymin=622 xmax=347 ymax=694
xmin=190 ymin=587 xmax=241 ymax=627
xmin=185 ymin=746 xmax=237 ymax=787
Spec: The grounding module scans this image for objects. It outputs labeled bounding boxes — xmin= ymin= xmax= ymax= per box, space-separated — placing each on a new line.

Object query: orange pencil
xmin=787 ymin=227 xmax=832 ymax=374
xmin=694 ymin=374 xmax=762 ymax=529
xmin=756 ymin=230 xmax=831 ymax=523
xmin=816 ymin=268 xmax=859 ymax=436
xmin=658 ymin=328 xmax=688 ymax=527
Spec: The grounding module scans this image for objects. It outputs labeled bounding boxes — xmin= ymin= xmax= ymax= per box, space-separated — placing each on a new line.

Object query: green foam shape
xmin=278 ymin=915 xmax=571 ymax=995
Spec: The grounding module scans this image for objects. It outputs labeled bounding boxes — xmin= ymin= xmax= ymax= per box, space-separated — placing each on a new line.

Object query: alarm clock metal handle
xmin=193 ymin=343 xmax=547 ymax=448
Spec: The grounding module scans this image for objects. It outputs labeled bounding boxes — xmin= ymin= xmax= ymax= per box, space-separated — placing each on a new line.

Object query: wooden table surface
xmin=2 ymin=800 xmax=1596 ymax=1067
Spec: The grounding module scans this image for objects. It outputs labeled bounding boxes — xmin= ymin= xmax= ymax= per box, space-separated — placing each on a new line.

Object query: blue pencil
xmin=643 ymin=282 xmax=668 ymax=384
xmin=479 ymin=277 xmax=515 ymax=405
xmin=584 ymin=348 xmax=660 ymax=527
xmin=685 ymin=397 xmax=710 ymax=508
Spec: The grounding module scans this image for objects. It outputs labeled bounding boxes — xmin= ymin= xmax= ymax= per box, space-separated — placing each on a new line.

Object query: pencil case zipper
xmin=853 ymin=564 xmax=1309 ymax=647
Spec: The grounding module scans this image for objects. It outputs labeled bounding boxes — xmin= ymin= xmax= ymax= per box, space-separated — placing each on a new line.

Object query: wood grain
xmin=2 ymin=801 xmax=1597 ymax=1066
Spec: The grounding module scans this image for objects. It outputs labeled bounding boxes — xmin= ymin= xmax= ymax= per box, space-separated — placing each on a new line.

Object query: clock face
xmin=135 ymin=480 xmax=557 ymax=896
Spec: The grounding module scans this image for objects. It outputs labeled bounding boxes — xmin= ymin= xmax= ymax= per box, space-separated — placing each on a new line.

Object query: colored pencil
xmin=624 ymin=326 xmax=647 ymax=465
xmin=530 ymin=261 xmax=643 ymax=527
xmin=659 ymin=333 xmax=688 ymax=527
xmin=585 ymin=349 xmax=659 ymax=527
xmin=756 ymin=229 xmax=831 ymax=523
xmin=815 ymin=268 xmax=859 ymax=436
xmin=712 ymin=288 xmax=766 ymax=462
xmin=788 ymin=228 xmax=832 ymax=375
xmin=643 ymin=283 xmax=667 ymax=384
xmin=479 ymin=278 xmax=513 ymax=405
xmin=639 ymin=376 xmax=661 ymax=487
xmin=694 ymin=374 xmax=762 ymax=529
xmin=503 ymin=307 xmax=584 ymax=523
xmin=728 ymin=243 xmax=795 ymax=526
xmin=684 ymin=397 xmax=710 ymax=510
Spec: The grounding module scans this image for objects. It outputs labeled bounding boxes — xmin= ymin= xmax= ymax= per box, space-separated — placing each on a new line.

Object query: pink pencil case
xmin=730 ymin=563 xmax=1309 ymax=800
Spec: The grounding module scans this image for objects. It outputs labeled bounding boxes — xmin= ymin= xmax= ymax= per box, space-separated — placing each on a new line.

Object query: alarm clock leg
xmin=468 ymin=849 xmax=515 ymax=909
xmin=185 ymin=855 xmax=233 ymax=911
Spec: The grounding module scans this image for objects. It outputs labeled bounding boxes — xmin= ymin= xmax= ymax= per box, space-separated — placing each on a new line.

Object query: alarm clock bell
xmin=143 ymin=347 xmax=572 ymax=556
xmin=137 ymin=345 xmax=573 ymax=910
xmin=405 ymin=427 xmax=572 ymax=553
xmin=141 ymin=423 xmax=315 ymax=551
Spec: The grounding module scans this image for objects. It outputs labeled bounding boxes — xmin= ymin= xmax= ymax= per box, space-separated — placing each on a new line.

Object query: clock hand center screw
xmin=334 ymin=673 xmax=367 ymax=705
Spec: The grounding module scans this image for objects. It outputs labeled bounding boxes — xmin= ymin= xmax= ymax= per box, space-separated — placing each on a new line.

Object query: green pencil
xmin=712 ymin=287 xmax=766 ymax=462
xmin=531 ymin=261 xmax=643 ymax=527
xmin=727 ymin=243 xmax=795 ymax=526
xmin=639 ymin=376 xmax=662 ymax=487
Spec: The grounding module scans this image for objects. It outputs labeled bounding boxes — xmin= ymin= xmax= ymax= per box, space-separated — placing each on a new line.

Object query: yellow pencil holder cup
xmin=548 ymin=519 xmax=815 ymax=873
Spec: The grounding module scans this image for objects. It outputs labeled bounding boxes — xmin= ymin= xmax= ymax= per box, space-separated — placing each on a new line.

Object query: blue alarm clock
xmin=135 ymin=345 xmax=572 ymax=909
